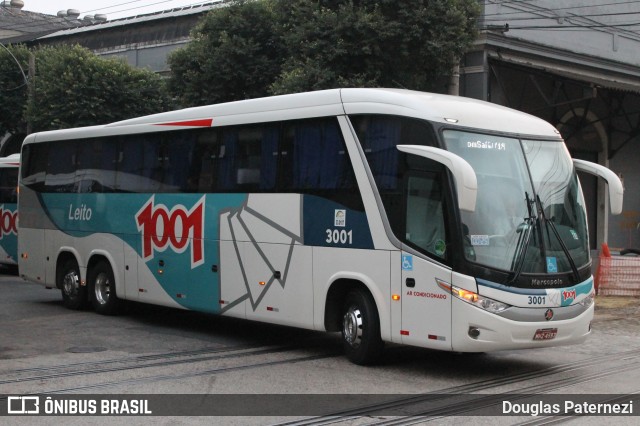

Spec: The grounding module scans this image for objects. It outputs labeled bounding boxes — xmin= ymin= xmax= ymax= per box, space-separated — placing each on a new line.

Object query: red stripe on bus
xmin=155 ymin=119 xmax=213 ymax=127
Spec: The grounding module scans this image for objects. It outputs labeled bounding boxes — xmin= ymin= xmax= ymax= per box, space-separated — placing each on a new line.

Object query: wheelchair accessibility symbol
xmin=402 ymin=254 xmax=413 ymax=271
xmin=546 ymin=256 xmax=558 ymax=273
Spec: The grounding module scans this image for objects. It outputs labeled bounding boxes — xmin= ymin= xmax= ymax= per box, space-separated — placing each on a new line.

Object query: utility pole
xmin=448 ymin=62 xmax=460 ymax=96
xmin=0 ymin=41 xmax=27 ymax=85
xmin=27 ymin=52 xmax=35 ymax=135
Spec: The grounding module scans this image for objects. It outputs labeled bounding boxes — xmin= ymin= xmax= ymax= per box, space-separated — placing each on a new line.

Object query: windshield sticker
xmin=434 ymin=240 xmax=446 ymax=257
xmin=546 ymin=257 xmax=558 ymax=273
xmin=466 ymin=140 xmax=506 ymax=151
xmin=470 ymin=235 xmax=490 ymax=246
xmin=334 ymin=209 xmax=346 ymax=227
xmin=570 ymin=229 xmax=579 ymax=240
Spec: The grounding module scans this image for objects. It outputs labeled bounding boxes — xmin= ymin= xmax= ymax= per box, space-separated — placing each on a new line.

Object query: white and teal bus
xmin=18 ymin=89 xmax=623 ymax=364
xmin=0 ymin=153 xmax=19 ymax=266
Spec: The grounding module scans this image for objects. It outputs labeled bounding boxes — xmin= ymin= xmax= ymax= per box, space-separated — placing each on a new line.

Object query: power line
xmin=483 ymin=0 xmax=640 ymax=18
xmin=481 ymin=21 xmax=640 ymax=31
xmin=81 ymin=0 xmax=157 ymax=14
xmin=0 ymin=1 xmax=218 ymax=35
xmin=483 ymin=10 xmax=640 ymax=23
xmin=480 ymin=1 xmax=640 ymax=34
xmin=81 ymin=0 xmax=190 ymax=16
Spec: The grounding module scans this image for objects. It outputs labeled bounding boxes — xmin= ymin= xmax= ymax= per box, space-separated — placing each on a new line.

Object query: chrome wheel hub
xmin=343 ymin=306 xmax=363 ymax=348
xmin=94 ymin=273 xmax=111 ymax=305
xmin=63 ymin=271 xmax=79 ymax=296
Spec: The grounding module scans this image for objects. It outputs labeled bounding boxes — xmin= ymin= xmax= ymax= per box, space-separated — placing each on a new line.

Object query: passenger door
xmin=400 ymin=173 xmax=453 ymax=350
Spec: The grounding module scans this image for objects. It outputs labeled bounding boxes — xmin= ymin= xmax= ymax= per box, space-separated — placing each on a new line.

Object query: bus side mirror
xmin=573 ymin=159 xmax=624 ymax=215
xmin=397 ymin=145 xmax=477 ymax=212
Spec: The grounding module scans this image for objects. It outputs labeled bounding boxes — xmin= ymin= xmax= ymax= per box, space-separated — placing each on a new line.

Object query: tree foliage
xmin=168 ymin=0 xmax=284 ymax=107
xmin=168 ymin=0 xmax=480 ymax=106
xmin=272 ymin=0 xmax=480 ymax=94
xmin=26 ymin=45 xmax=170 ymax=132
xmin=0 ymin=43 xmax=30 ymax=135
xmin=1 ymin=44 xmax=170 ymax=135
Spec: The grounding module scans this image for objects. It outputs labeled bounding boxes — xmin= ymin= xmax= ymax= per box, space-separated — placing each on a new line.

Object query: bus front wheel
xmin=341 ymin=290 xmax=383 ymax=365
xmin=89 ymin=261 xmax=120 ymax=315
xmin=59 ymin=258 xmax=87 ymax=310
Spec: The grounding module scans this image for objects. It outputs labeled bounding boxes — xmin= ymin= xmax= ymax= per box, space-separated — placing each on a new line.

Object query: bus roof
xmin=23 ymin=89 xmax=561 ymax=143
xmin=0 ymin=153 xmax=20 ymax=167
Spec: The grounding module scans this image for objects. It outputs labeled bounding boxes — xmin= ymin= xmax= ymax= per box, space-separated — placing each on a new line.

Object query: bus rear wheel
xmin=89 ymin=261 xmax=120 ymax=315
xmin=59 ymin=258 xmax=87 ymax=310
xmin=341 ymin=290 xmax=383 ymax=365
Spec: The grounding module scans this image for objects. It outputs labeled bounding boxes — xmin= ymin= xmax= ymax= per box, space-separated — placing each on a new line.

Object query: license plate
xmin=533 ymin=328 xmax=558 ymax=341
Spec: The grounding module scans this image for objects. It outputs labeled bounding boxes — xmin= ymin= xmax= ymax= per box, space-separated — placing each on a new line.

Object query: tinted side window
xmin=217 ymin=125 xmax=278 ymax=192
xmin=22 ymin=117 xmax=364 ymax=207
xmin=45 ymin=140 xmax=77 ymax=193
xmin=0 ymin=168 xmax=18 ymax=203
xmin=76 ymin=138 xmax=118 ymax=193
xmin=281 ymin=118 xmax=362 ymax=211
xmin=164 ymin=132 xmax=198 ymax=192
xmin=406 ymin=174 xmax=448 ymax=260
xmin=350 ymin=115 xmax=438 ymax=191
xmin=190 ymin=130 xmax=220 ymax=193
xmin=350 ymin=115 xmax=447 ymax=257
xmin=117 ymin=135 xmax=165 ymax=193
xmin=21 ymin=143 xmax=48 ymax=192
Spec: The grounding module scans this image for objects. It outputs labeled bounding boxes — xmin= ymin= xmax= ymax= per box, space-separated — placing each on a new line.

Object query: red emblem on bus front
xmin=562 ymin=289 xmax=577 ymax=303
xmin=135 ymin=196 xmax=205 ymax=268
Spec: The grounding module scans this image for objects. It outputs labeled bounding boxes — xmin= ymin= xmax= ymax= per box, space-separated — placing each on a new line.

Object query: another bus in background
xmin=0 ymin=154 xmax=19 ymax=266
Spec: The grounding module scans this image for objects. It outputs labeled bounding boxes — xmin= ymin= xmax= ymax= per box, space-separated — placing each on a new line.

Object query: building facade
xmin=460 ymin=0 xmax=640 ymax=252
xmin=4 ymin=0 xmax=639 ymax=251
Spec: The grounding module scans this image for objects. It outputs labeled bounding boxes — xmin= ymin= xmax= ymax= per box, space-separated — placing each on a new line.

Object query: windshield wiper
xmin=508 ymin=192 xmax=537 ymax=284
xmin=536 ymin=194 xmax=580 ymax=280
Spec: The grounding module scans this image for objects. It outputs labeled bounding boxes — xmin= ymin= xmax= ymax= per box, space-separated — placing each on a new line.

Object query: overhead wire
xmin=0 ymin=1 xmax=218 ymax=35
xmin=484 ymin=0 xmax=640 ymax=17
xmin=483 ymin=10 xmax=640 ymax=23
xmin=479 ymin=0 xmax=640 ymax=33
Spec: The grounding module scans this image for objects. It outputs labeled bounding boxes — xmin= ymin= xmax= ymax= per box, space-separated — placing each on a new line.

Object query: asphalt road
xmin=1 ymin=269 xmax=640 ymax=425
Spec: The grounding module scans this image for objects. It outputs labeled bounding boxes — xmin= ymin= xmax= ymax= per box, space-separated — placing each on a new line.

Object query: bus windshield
xmin=444 ymin=130 xmax=589 ymax=276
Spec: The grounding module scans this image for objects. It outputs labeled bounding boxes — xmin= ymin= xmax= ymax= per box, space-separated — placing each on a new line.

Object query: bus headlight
xmin=437 ymin=280 xmax=510 ymax=314
xmin=578 ymin=291 xmax=595 ymax=308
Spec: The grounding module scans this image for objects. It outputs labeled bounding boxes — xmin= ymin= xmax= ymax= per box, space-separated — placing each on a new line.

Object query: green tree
xmin=26 ymin=45 xmax=170 ymax=132
xmin=168 ymin=0 xmax=479 ymax=105
xmin=271 ymin=0 xmax=480 ymax=94
xmin=168 ymin=0 xmax=285 ymax=107
xmin=0 ymin=43 xmax=30 ymax=135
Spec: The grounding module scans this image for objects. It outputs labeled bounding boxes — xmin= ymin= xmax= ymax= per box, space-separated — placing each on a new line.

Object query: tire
xmin=88 ymin=261 xmax=120 ymax=315
xmin=341 ymin=290 xmax=384 ymax=365
xmin=59 ymin=258 xmax=87 ymax=310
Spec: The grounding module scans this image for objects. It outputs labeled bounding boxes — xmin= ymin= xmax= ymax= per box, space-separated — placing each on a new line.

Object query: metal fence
xmin=596 ymin=254 xmax=640 ymax=296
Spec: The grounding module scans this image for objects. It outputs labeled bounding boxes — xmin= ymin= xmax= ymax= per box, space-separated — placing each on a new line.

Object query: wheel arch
xmin=86 ymin=250 xmax=122 ymax=298
xmin=55 ymin=249 xmax=81 ymax=290
xmin=323 ymin=274 xmax=388 ymax=340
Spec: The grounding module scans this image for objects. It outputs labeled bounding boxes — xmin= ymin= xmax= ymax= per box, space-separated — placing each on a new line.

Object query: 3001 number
xmin=325 ymin=229 xmax=353 ymax=245
xmin=528 ymin=296 xmax=546 ymax=305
